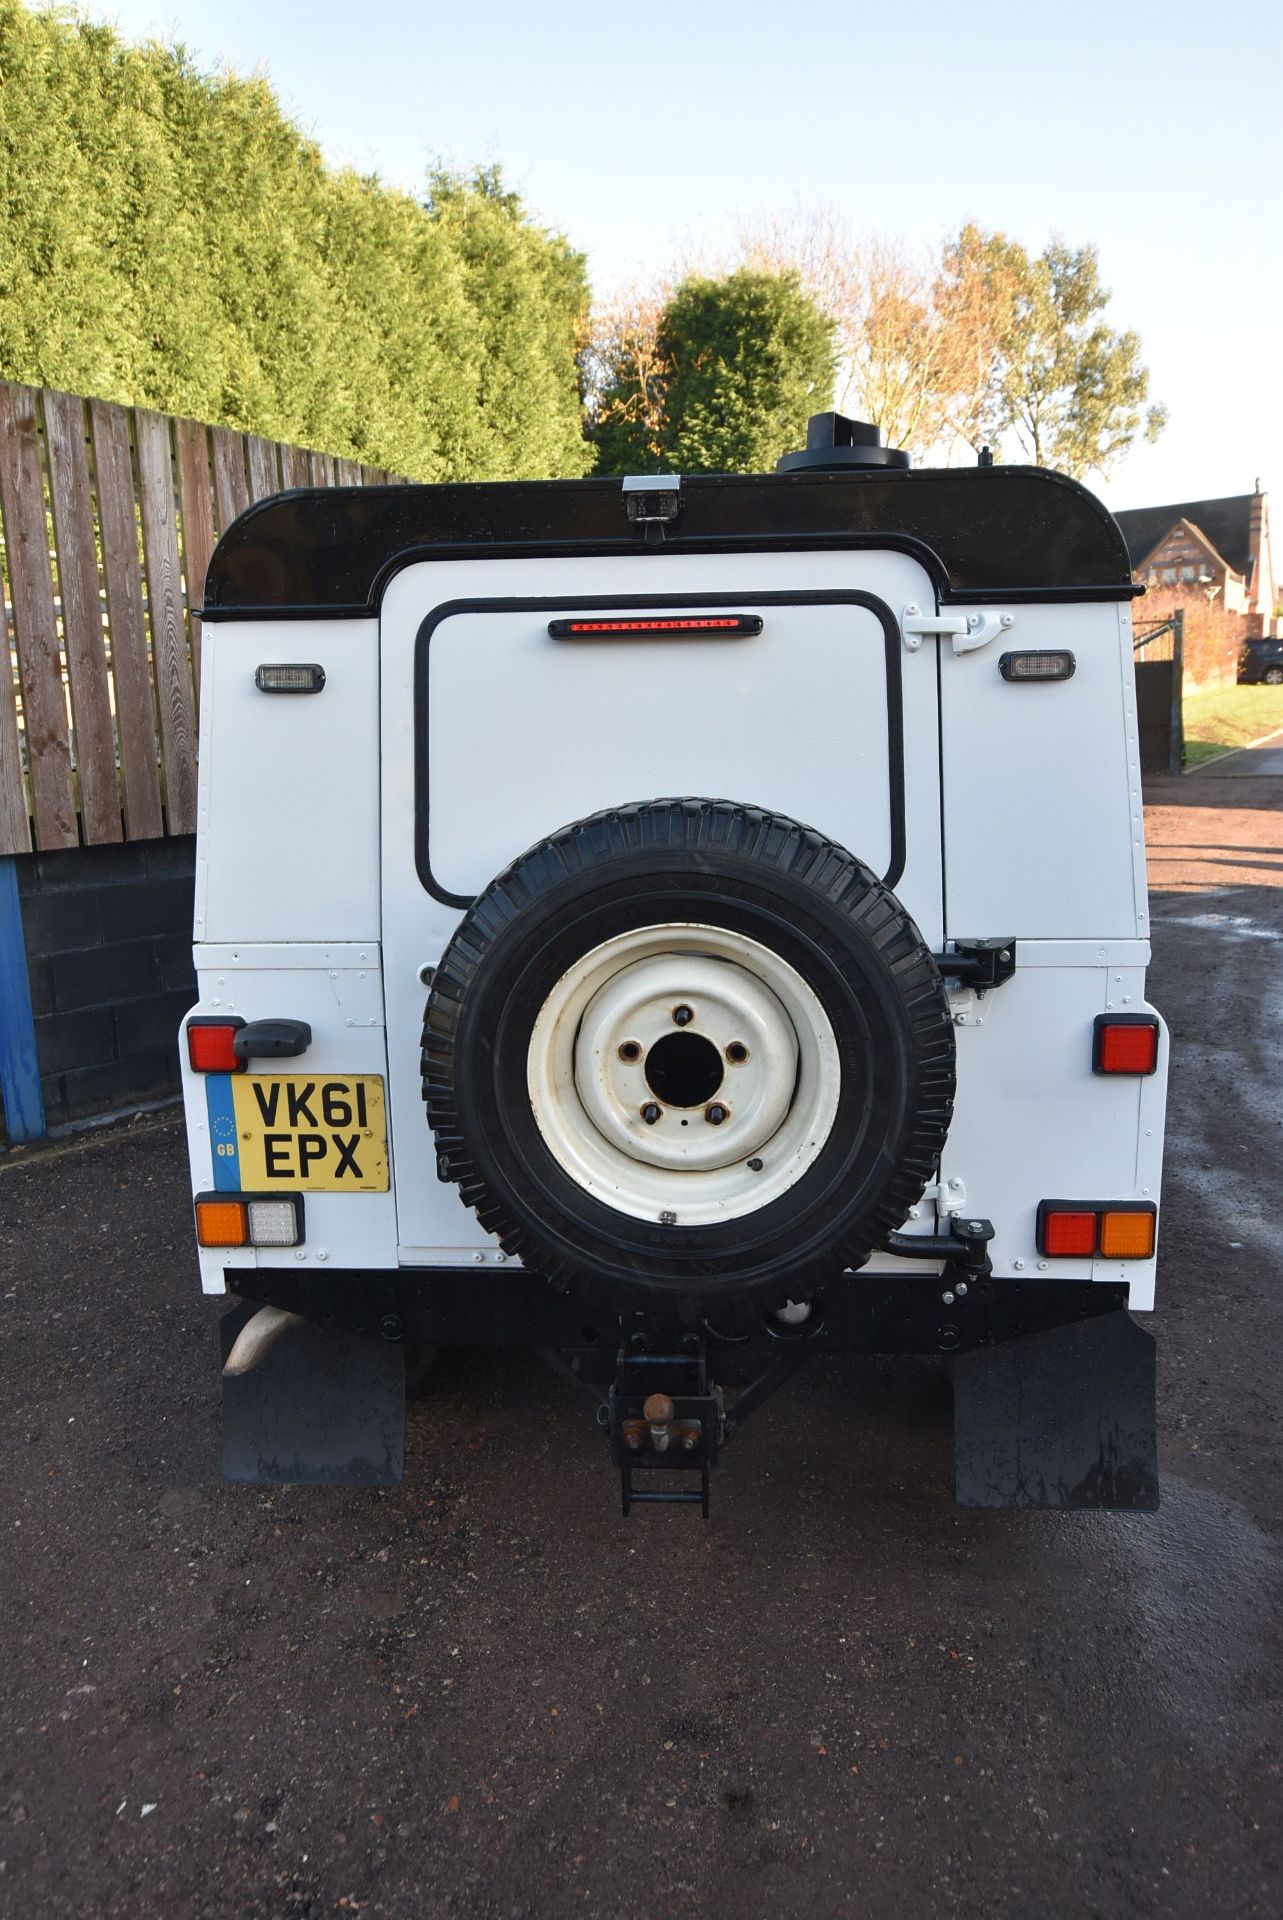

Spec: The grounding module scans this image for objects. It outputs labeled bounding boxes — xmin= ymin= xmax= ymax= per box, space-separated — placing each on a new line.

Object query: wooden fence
xmin=0 ymin=380 xmax=404 ymax=857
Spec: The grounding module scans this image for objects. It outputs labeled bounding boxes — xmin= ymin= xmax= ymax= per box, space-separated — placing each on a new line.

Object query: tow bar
xmin=590 ymin=1220 xmax=997 ymax=1518
xmin=221 ymin=1212 xmax=1157 ymax=1513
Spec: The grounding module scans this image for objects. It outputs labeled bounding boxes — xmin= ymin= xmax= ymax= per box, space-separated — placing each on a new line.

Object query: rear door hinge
xmin=902 ymin=604 xmax=1015 ymax=655
xmin=922 ymin=1173 xmax=968 ymax=1218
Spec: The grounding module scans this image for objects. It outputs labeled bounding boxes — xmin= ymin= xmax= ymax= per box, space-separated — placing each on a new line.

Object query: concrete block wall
xmin=12 ymin=838 xmax=196 ymax=1134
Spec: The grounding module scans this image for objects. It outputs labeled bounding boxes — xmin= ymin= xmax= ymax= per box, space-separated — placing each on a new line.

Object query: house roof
xmin=1114 ymin=494 xmax=1257 ymax=579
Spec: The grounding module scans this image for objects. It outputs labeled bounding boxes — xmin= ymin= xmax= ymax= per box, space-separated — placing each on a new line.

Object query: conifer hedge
xmin=0 ymin=3 xmax=591 ymax=479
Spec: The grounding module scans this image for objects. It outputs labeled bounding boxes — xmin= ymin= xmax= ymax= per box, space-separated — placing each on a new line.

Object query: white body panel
xmin=943 ymin=950 xmax=1165 ymax=1309
xmin=195 ymin=620 xmax=381 ymax=944
xmin=180 ymin=945 xmax=399 ymax=1294
xmin=184 ymin=543 xmax=1166 ymax=1311
xmin=939 ymin=602 xmax=1148 ymax=940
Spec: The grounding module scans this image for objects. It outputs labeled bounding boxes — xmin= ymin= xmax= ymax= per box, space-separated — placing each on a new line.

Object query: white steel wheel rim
xmin=526 ymin=923 xmax=841 ymax=1226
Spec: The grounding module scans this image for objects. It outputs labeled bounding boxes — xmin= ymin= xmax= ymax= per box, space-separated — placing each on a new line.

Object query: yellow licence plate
xmin=205 ymin=1074 xmax=389 ymax=1192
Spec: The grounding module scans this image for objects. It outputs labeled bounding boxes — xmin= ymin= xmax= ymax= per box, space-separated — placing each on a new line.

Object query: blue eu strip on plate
xmin=206 ymin=1074 xmax=242 ymax=1190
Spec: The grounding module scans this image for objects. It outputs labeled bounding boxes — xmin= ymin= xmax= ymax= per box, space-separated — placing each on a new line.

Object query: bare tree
xmin=581 ymin=276 xmax=673 ymax=451
xmin=931 ymin=223 xmax=1017 ymax=457
xmin=739 ymin=209 xmax=976 ymax=458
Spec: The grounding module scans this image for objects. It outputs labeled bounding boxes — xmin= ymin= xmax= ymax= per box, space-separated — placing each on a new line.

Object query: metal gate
xmin=1133 ymin=612 xmax=1184 ymax=774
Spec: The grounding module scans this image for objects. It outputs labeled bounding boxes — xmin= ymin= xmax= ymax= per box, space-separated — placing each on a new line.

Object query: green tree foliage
xmin=593 ymin=270 xmax=835 ymax=475
xmin=940 ymin=225 xmax=1167 ymax=477
xmin=0 ymin=3 xmax=590 ymax=479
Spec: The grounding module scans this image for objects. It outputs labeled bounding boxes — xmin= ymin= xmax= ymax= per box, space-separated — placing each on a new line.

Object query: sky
xmin=95 ymin=0 xmax=1282 ymax=513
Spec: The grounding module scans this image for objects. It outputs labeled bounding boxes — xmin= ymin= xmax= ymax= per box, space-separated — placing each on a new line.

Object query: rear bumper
xmin=218 ymin=1268 xmax=1159 ymax=1511
xmin=220 ymin=1265 xmax=1137 ymax=1360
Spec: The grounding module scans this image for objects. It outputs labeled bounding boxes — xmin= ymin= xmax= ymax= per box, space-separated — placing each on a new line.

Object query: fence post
xmin=1171 ymin=610 xmax=1185 ymax=773
xmin=0 ymin=855 xmax=44 ymax=1142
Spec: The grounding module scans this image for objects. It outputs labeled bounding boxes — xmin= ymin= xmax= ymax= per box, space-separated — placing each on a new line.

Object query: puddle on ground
xmin=1059 ymin=1479 xmax=1281 ymax=1738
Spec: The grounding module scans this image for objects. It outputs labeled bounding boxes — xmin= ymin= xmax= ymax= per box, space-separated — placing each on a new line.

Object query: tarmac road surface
xmin=2 ymin=768 xmax=1281 ymax=1919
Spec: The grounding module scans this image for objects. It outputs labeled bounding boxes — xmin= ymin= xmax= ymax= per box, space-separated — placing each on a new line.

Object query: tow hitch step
xmin=602 ymin=1335 xmax=810 ymax=1518
xmin=607 ymin=1342 xmax=719 ymax=1516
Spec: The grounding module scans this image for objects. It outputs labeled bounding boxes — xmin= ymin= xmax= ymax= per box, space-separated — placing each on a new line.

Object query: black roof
xmin=1113 ymin=495 xmax=1256 ymax=579
xmin=201 ymin=465 xmax=1137 ymax=618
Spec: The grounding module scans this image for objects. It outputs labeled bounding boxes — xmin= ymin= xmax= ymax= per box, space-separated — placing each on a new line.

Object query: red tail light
xmin=1093 ymin=1015 xmax=1160 ymax=1075
xmin=186 ymin=1017 xmax=246 ymax=1073
xmin=1038 ymin=1206 xmax=1098 ymax=1256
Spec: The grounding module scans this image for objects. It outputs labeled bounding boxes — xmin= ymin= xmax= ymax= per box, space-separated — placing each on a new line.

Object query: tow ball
xmin=599 ymin=1333 xmax=812 ymax=1518
xmin=605 ymin=1340 xmax=721 ymax=1517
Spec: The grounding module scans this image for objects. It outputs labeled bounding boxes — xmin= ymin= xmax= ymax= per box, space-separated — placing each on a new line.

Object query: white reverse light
xmin=246 ymin=1198 xmax=303 ymax=1247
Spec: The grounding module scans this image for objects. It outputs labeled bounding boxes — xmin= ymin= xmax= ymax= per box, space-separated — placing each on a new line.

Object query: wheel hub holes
xmin=526 ymin=924 xmax=842 ymax=1223
xmin=644 ymin=1030 xmax=724 ymax=1108
xmin=570 ymin=950 xmax=800 ymax=1174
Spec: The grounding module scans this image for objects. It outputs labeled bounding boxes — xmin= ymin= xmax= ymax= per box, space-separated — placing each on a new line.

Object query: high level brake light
xmin=548 ymin=615 xmax=763 ymax=638
xmin=1037 ymin=1201 xmax=1156 ymax=1260
xmin=1094 ymin=1014 xmax=1160 ymax=1075
xmin=187 ymin=1017 xmax=247 ymax=1073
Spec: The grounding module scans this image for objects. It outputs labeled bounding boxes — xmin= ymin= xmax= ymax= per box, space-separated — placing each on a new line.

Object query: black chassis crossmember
xmin=223 ymin=1215 xmax=1159 ymax=1515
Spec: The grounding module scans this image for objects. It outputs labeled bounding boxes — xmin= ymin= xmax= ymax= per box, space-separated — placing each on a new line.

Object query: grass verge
xmin=1182 ymin=683 xmax=1283 ymax=768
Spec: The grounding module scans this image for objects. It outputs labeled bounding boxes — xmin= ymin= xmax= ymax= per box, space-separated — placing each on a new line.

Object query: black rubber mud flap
xmin=953 ymin=1312 xmax=1158 ymax=1511
xmin=220 ymin=1307 xmax=405 ymax=1487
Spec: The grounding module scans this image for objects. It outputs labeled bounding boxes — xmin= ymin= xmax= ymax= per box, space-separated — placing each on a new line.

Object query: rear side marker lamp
xmin=548 ymin=615 xmax=763 ymax=638
xmin=187 ymin=1017 xmax=246 ymax=1074
xmin=255 ymin=663 xmax=326 ymax=693
xmin=1037 ymin=1201 xmax=1156 ymax=1260
xmin=195 ymin=1193 xmax=304 ymax=1249
xmin=1094 ymin=1014 xmax=1160 ymax=1075
xmin=999 ymin=649 xmax=1076 ymax=681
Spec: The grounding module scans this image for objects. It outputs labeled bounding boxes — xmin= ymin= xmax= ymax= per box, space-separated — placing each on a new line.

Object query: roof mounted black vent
xmin=776 ymin=411 xmax=911 ymax=474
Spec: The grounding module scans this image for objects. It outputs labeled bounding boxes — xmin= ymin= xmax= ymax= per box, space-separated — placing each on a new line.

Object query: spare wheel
xmin=422 ymin=800 xmax=955 ymax=1322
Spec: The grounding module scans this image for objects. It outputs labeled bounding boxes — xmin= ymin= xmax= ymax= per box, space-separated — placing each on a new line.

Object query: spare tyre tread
xmin=421 ymin=799 xmax=954 ymax=1320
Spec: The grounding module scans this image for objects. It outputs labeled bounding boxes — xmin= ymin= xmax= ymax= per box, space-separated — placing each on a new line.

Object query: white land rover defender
xmin=181 ymin=412 xmax=1168 ymax=1514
